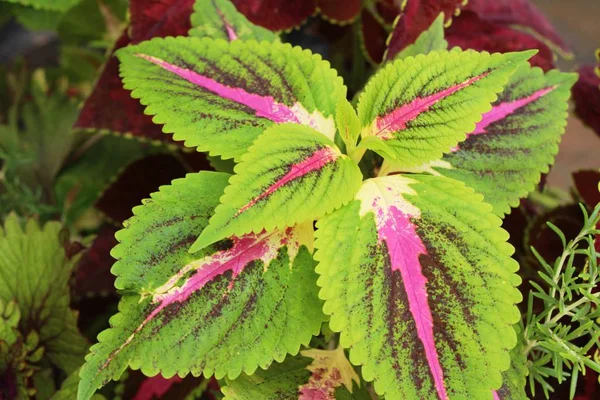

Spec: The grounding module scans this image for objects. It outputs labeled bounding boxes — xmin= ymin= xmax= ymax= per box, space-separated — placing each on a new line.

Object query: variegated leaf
xmin=431 ymin=66 xmax=577 ymax=216
xmin=356 ymin=49 xmax=533 ymax=167
xmin=77 ymin=172 xmax=324 ymax=400
xmin=314 ymin=174 xmax=521 ymax=399
xmin=191 ymin=124 xmax=362 ymax=252
xmin=116 ymin=37 xmax=345 ymax=160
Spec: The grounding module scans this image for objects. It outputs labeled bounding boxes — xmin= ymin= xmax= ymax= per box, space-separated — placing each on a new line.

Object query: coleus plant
xmin=73 ymin=1 xmax=580 ymax=397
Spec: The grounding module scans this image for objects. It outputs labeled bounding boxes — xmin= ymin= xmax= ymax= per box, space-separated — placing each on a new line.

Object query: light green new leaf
xmin=191 ymin=124 xmax=362 ymax=252
xmin=335 ymin=97 xmax=361 ymax=149
xmin=0 ymin=215 xmax=88 ymax=375
xmin=357 ymin=49 xmax=534 ymax=167
xmin=117 ymin=37 xmax=346 ymax=160
xmin=314 ymin=174 xmax=522 ymax=399
xmin=430 ymin=66 xmax=577 ymax=216
xmin=189 ymin=0 xmax=277 ymax=42
xmin=387 ymin=13 xmax=448 ymax=61
xmin=78 ymin=172 xmax=324 ymax=400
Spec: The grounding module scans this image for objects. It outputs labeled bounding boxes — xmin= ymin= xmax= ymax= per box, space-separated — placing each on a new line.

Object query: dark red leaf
xmin=573 ymin=65 xmax=600 ymax=137
xmin=73 ymin=226 xmax=119 ymax=298
xmin=318 ymin=0 xmax=361 ymax=23
xmin=573 ymin=170 xmax=600 ymax=209
xmin=231 ymin=0 xmax=316 ymax=31
xmin=465 ymin=0 xmax=571 ymax=57
xmin=120 ymin=370 xmax=208 ymax=400
xmin=73 ymin=33 xmax=168 ymax=143
xmin=360 ymin=8 xmax=388 ymax=64
xmin=446 ymin=11 xmax=555 ymax=71
xmin=75 ymin=0 xmax=195 ymax=142
xmin=129 ymin=0 xmax=195 ymax=44
xmin=95 ymin=153 xmax=210 ymax=224
xmin=375 ymin=0 xmax=401 ymax=24
xmin=385 ymin=0 xmax=464 ymax=60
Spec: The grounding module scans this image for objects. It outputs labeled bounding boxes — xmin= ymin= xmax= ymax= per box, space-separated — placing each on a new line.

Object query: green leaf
xmin=495 ymin=326 xmax=528 ymax=400
xmin=222 ymin=347 xmax=366 ymax=400
xmin=429 ymin=66 xmax=577 ymax=216
xmin=191 ymin=124 xmax=362 ymax=252
xmin=335 ymin=97 xmax=361 ymax=149
xmin=116 ymin=37 xmax=345 ymax=160
xmin=52 ymin=368 xmax=106 ymax=400
xmin=0 ymin=0 xmax=80 ymax=12
xmin=314 ymin=174 xmax=522 ymax=399
xmin=0 ymin=214 xmax=88 ymax=375
xmin=189 ymin=0 xmax=277 ymax=42
xmin=388 ymin=12 xmax=448 ymax=61
xmin=78 ymin=172 xmax=324 ymax=400
xmin=356 ymin=49 xmax=534 ymax=167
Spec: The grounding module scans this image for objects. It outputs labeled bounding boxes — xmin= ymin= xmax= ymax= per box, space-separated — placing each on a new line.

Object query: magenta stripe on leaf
xmin=136 ymin=54 xmax=307 ymax=125
xmin=470 ymin=86 xmax=556 ymax=136
xmin=215 ymin=6 xmax=238 ymax=40
xmin=373 ymin=74 xmax=487 ymax=139
xmin=360 ymin=178 xmax=448 ymax=399
xmin=237 ymin=146 xmax=339 ymax=215
xmin=101 ymin=228 xmax=298 ymax=368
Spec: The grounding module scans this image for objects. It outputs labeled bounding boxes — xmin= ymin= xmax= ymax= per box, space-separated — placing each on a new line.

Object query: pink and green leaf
xmin=314 ymin=174 xmax=521 ymax=399
xmin=384 ymin=0 xmax=465 ymax=61
xmin=465 ymin=0 xmax=573 ymax=59
xmin=191 ymin=124 xmax=362 ymax=252
xmin=116 ymin=38 xmax=345 ymax=160
xmin=189 ymin=0 xmax=277 ymax=41
xmin=77 ymin=172 xmax=324 ymax=400
xmin=221 ymin=348 xmax=368 ymax=400
xmin=356 ymin=49 xmax=533 ymax=167
xmin=74 ymin=0 xmax=273 ymax=145
xmin=431 ymin=66 xmax=577 ymax=216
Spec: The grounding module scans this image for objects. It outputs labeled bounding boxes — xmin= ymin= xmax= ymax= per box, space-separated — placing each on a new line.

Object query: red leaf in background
xmin=73 ymin=225 xmax=118 ymax=298
xmin=360 ymin=7 xmax=389 ymax=64
xmin=526 ymin=205 xmax=585 ymax=267
xmin=132 ymin=375 xmax=183 ymax=400
xmin=318 ymin=0 xmax=361 ymax=23
xmin=446 ymin=11 xmax=555 ymax=71
xmin=465 ymin=0 xmax=572 ymax=57
xmin=120 ymin=370 xmax=215 ymax=400
xmin=129 ymin=0 xmax=195 ymax=44
xmin=573 ymin=65 xmax=600 ymax=137
xmin=74 ymin=0 xmax=195 ymax=142
xmin=73 ymin=34 xmax=168 ymax=143
xmin=573 ymin=170 xmax=600 ymax=209
xmin=231 ymin=0 xmax=317 ymax=31
xmin=385 ymin=0 xmax=465 ymax=60
xmin=95 ymin=153 xmax=211 ymax=224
